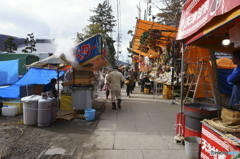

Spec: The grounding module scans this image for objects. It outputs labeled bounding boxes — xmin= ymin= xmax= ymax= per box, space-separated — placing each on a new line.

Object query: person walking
xmin=125 ymin=75 xmax=134 ymax=98
xmin=106 ymin=66 xmax=126 ymax=110
xmin=104 ymin=71 xmax=110 ymax=99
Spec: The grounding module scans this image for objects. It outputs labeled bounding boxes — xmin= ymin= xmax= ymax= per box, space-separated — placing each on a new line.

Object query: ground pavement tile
xmin=96 ymin=119 xmax=137 ymax=132
xmin=142 ymin=150 xmax=187 ymax=159
xmin=114 ymin=131 xmax=169 ymax=150
xmin=81 ymin=150 xmax=143 ymax=159
xmin=160 ymin=135 xmax=185 ymax=150
xmin=82 ymin=131 xmax=114 ymax=149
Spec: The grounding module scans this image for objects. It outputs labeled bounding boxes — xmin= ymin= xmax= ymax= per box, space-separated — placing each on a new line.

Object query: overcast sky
xmin=0 ymin=0 xmax=162 ymax=61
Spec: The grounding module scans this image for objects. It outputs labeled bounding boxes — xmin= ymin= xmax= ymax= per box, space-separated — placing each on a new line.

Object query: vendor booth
xmin=177 ymin=0 xmax=240 ymax=158
xmin=23 ymin=34 xmax=108 ymax=121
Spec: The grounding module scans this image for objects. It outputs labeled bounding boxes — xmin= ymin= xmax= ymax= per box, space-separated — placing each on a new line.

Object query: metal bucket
xmin=184 ymin=136 xmax=201 ymax=159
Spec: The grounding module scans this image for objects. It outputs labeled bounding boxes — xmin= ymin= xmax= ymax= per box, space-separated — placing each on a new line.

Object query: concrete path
xmin=77 ymin=85 xmax=187 ymax=159
xmin=41 ymin=85 xmax=187 ymax=159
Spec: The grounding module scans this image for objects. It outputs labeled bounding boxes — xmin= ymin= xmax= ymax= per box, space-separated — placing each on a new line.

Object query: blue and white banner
xmin=73 ymin=34 xmax=102 ymax=65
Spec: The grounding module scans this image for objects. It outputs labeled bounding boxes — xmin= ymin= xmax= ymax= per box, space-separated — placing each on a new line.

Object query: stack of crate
xmin=73 ymin=67 xmax=93 ymax=85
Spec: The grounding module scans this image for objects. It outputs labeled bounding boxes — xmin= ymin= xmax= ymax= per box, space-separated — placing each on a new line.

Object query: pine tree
xmin=105 ymin=35 xmax=116 ymax=67
xmin=89 ymin=1 xmax=116 ymax=34
xmin=2 ymin=37 xmax=18 ymax=53
xmin=22 ymin=33 xmax=37 ymax=53
xmin=87 ymin=1 xmax=117 ymax=66
xmin=154 ymin=0 xmax=186 ymax=27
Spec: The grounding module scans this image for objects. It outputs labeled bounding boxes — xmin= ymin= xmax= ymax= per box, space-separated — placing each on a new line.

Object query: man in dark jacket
xmin=141 ymin=75 xmax=150 ymax=92
xmin=44 ymin=78 xmax=57 ymax=97
xmin=227 ymin=49 xmax=240 ymax=106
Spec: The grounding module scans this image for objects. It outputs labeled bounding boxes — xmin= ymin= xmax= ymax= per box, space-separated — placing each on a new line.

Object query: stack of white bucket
xmin=21 ymin=93 xmax=55 ymax=127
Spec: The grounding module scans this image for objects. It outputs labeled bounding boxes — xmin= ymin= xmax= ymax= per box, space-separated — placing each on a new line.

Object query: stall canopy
xmin=0 ymin=68 xmax=65 ymax=99
xmin=177 ymin=0 xmax=240 ymax=53
xmin=132 ymin=19 xmax=178 ymax=58
xmin=0 ymin=59 xmax=19 ymax=85
xmin=28 ymin=54 xmax=67 ymax=69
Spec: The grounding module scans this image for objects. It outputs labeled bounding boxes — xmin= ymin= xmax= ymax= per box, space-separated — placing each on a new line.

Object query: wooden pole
xmin=209 ymin=50 xmax=221 ymax=107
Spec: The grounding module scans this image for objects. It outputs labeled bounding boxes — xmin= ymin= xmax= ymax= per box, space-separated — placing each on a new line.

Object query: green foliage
xmin=89 ymin=1 xmax=116 ymax=34
xmin=77 ymin=1 xmax=116 ymax=67
xmin=127 ymin=41 xmax=133 ymax=58
xmin=155 ymin=0 xmax=187 ymax=27
xmin=105 ymin=36 xmax=116 ymax=67
xmin=82 ymin=24 xmax=105 ymax=39
xmin=22 ymin=33 xmax=37 ymax=53
xmin=1 ymin=36 xmax=18 ymax=53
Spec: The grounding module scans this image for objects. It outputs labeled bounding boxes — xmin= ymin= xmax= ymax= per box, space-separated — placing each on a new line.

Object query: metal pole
xmin=179 ymin=42 xmax=185 ymax=136
xmin=171 ymin=39 xmax=176 ymax=104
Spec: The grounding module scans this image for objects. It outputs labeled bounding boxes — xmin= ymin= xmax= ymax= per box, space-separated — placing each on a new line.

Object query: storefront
xmin=177 ymin=0 xmax=240 ymax=158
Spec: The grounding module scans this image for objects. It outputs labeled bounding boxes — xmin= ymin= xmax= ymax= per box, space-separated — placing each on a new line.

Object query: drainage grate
xmin=40 ymin=154 xmax=72 ymax=159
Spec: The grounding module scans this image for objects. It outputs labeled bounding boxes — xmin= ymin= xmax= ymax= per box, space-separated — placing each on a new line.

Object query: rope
xmin=0 ymin=125 xmax=24 ymax=159
xmin=173 ymin=123 xmax=183 ymax=136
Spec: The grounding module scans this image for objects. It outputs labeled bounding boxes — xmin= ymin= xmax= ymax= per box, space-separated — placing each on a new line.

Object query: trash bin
xmin=21 ymin=95 xmax=42 ymax=125
xmin=184 ymin=136 xmax=201 ymax=159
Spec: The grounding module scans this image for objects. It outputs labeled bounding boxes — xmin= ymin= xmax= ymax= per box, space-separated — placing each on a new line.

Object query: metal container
xmin=21 ymin=95 xmax=42 ymax=125
xmin=71 ymin=86 xmax=92 ymax=110
xmin=37 ymin=93 xmax=52 ymax=127
xmin=184 ymin=103 xmax=220 ymax=132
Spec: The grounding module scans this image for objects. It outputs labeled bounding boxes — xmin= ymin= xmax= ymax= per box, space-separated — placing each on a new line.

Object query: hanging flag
xmin=73 ymin=34 xmax=102 ymax=66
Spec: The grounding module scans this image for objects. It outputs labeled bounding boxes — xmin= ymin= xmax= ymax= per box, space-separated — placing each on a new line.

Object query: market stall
xmin=131 ymin=19 xmax=185 ymax=98
xmin=177 ymin=0 xmax=240 ymax=158
xmin=29 ymin=34 xmax=108 ymax=112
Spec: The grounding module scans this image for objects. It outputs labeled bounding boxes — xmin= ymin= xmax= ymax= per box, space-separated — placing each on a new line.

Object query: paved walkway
xmin=77 ymin=85 xmax=186 ymax=159
xmin=42 ymin=85 xmax=187 ymax=159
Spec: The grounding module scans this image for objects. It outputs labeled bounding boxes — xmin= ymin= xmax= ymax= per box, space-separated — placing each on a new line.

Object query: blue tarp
xmin=0 ymin=68 xmax=64 ymax=99
xmin=218 ymin=68 xmax=233 ymax=95
xmin=0 ymin=59 xmax=18 ymax=85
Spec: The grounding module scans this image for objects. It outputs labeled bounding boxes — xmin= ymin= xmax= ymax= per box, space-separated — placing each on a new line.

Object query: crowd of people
xmin=95 ymin=66 xmax=156 ymax=109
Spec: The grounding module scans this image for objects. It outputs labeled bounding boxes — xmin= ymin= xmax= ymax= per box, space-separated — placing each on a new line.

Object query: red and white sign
xmin=177 ymin=0 xmax=240 ymax=40
xmin=201 ymin=123 xmax=240 ymax=159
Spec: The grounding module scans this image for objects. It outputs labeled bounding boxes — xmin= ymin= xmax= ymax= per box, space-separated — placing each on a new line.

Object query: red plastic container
xmin=184 ymin=126 xmax=201 ymax=138
xmin=176 ymin=113 xmax=185 ymax=136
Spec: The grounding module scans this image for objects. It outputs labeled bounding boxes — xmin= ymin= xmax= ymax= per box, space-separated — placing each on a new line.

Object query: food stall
xmin=29 ymin=34 xmax=108 ymax=113
xmin=177 ymin=0 xmax=240 ymax=158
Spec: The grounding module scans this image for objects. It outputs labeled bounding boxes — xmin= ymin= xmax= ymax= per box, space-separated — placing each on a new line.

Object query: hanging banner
xmin=177 ymin=0 xmax=240 ymax=40
xmin=73 ymin=34 xmax=102 ymax=66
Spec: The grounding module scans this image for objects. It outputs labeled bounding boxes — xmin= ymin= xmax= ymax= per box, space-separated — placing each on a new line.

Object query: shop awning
xmin=27 ymin=54 xmax=67 ymax=68
xmin=177 ymin=0 xmax=240 ymax=53
xmin=132 ymin=19 xmax=177 ymax=58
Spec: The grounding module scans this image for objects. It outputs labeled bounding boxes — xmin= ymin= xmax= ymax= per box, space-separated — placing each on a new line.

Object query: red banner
xmin=201 ymin=123 xmax=240 ymax=159
xmin=177 ymin=0 xmax=240 ymax=40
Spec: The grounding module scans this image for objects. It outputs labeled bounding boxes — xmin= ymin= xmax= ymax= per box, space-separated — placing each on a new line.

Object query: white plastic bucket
xmin=184 ymin=136 xmax=201 ymax=159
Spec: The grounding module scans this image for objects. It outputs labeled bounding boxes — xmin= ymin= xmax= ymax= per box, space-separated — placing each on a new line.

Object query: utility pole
xmin=136 ymin=2 xmax=141 ymax=19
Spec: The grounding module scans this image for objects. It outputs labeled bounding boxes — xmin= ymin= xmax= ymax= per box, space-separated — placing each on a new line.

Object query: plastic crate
xmin=2 ymin=100 xmax=23 ymax=114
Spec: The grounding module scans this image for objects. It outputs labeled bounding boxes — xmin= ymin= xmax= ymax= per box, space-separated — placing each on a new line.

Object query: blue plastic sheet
xmin=0 ymin=59 xmax=18 ymax=85
xmin=0 ymin=68 xmax=64 ymax=99
xmin=218 ymin=68 xmax=233 ymax=95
